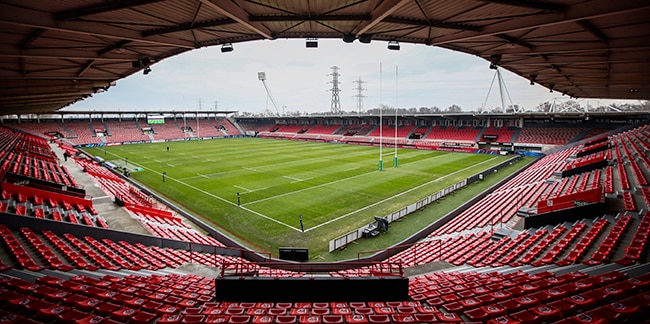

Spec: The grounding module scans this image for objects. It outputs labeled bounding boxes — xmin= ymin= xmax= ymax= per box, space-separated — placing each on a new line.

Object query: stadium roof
xmin=1 ymin=0 xmax=649 ymax=115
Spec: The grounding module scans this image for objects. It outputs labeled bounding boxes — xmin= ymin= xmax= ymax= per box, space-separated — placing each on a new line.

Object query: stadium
xmin=1 ymin=1 xmax=650 ymax=323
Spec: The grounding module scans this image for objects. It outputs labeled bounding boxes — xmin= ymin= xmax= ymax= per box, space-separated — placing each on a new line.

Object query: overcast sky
xmin=67 ymin=38 xmax=634 ymax=114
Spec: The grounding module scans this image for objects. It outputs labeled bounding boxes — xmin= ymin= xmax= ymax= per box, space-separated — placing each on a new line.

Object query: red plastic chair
xmin=367 ymin=314 xmax=390 ymax=324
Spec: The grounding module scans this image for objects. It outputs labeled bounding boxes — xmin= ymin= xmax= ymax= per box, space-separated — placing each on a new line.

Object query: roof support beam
xmin=431 ymin=0 xmax=650 ymax=45
xmin=249 ymin=14 xmax=372 ymax=22
xmin=353 ymin=0 xmax=410 ymax=36
xmin=0 ymin=3 xmax=197 ymax=49
xmin=480 ymin=0 xmax=566 ymax=13
xmin=142 ymin=18 xmax=237 ymax=37
xmin=576 ymin=20 xmax=609 ymax=43
xmin=484 ymin=36 xmax=650 ymax=56
xmin=19 ymin=28 xmax=45 ymax=49
xmin=199 ymin=0 xmax=273 ymax=39
xmin=56 ymin=0 xmax=166 ymax=21
xmin=382 ymin=17 xmax=483 ymax=32
xmin=0 ymin=48 xmax=137 ymax=61
xmin=495 ymin=34 xmax=535 ymax=49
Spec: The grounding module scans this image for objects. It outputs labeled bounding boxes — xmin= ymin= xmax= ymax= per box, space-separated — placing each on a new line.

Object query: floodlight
xmin=342 ymin=33 xmax=355 ymax=43
xmin=221 ymin=43 xmax=233 ymax=53
xmin=387 ymin=40 xmax=400 ymax=51
xmin=143 ymin=67 xmax=152 ymax=75
xmin=359 ymin=34 xmax=372 ymax=44
xmin=306 ymin=38 xmax=318 ymax=48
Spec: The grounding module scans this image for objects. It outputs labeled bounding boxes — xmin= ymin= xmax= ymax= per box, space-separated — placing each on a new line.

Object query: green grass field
xmin=83 ymin=137 xmax=526 ymax=260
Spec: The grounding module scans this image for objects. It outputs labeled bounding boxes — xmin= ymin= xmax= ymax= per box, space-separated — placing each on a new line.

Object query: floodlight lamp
xmin=306 ymin=38 xmax=318 ymax=48
xmin=359 ymin=34 xmax=372 ymax=44
xmin=342 ymin=33 xmax=356 ymax=43
xmin=143 ymin=67 xmax=152 ymax=75
xmin=258 ymin=72 xmax=266 ymax=81
xmin=489 ymin=63 xmax=498 ymax=70
xmin=221 ymin=43 xmax=233 ymax=53
xmin=549 ymin=84 xmax=555 ymax=93
xmin=529 ymin=74 xmax=537 ymax=85
xmin=387 ymin=40 xmax=400 ymax=51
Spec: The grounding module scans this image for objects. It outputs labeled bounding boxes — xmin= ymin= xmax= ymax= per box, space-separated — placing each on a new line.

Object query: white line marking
xmin=283 ymin=175 xmax=302 ymax=182
xmin=344 ymin=167 xmax=360 ymax=172
xmin=242 ymin=167 xmax=257 ymax=172
xmin=243 ymin=171 xmax=375 ymax=206
xmin=99 ymin=152 xmax=297 ymax=230
xmin=234 ymin=185 xmax=251 ymax=192
xmin=197 ymin=173 xmax=209 ymax=179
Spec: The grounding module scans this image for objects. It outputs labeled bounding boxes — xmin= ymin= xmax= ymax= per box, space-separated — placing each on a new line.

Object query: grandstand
xmin=2 ymin=111 xmax=650 ymax=323
xmin=1 ymin=0 xmax=650 ymax=322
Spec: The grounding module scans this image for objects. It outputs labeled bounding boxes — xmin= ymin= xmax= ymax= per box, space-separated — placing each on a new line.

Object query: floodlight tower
xmin=353 ymin=77 xmax=367 ymax=115
xmin=328 ymin=66 xmax=342 ymax=114
xmin=258 ymin=72 xmax=281 ymax=116
xmin=481 ymin=66 xmax=517 ymax=113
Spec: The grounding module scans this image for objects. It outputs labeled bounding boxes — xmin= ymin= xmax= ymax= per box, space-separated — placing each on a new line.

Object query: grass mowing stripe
xmin=241 ymin=151 xmax=465 ymax=206
xmin=83 ymin=138 xmax=521 ymax=258
xmin=309 ymin=156 xmax=500 ymax=231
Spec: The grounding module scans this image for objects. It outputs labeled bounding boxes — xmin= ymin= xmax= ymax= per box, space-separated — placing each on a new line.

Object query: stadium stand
xmin=104 ymin=120 xmax=150 ymax=143
xmin=1 ymin=117 xmax=650 ymax=323
xmin=516 ymin=126 xmax=585 ymax=145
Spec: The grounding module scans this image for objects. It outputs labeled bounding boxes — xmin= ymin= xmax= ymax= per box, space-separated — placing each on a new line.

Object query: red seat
xmin=413 ymin=314 xmax=436 ymax=323
xmin=435 ymin=312 xmax=463 ymax=322
xmin=157 ymin=305 xmax=180 ymax=315
xmin=367 ymin=314 xmax=390 ymax=324
xmin=158 ymin=314 xmax=182 ymax=324
xmin=344 ymin=315 xmax=368 ymax=324
xmin=95 ymin=302 xmax=120 ymax=316
xmin=568 ymin=312 xmax=609 ymax=324
xmin=37 ymin=304 xmax=70 ymax=320
xmin=251 ymin=315 xmax=274 ymax=324
xmin=57 ymin=309 xmax=87 ymax=323
xmin=76 ymin=298 xmax=103 ymax=312
xmin=497 ymin=299 xmax=521 ymax=313
xmin=331 ymin=308 xmax=350 ymax=315
xmin=353 ymin=307 xmax=373 ymax=315
xmin=322 ymin=315 xmax=344 ymax=324
xmin=74 ymin=314 xmax=109 ymax=324
xmin=228 ymin=315 xmax=251 ymax=323
xmin=528 ymin=305 xmax=562 ymax=322
xmin=131 ymin=311 xmax=157 ymax=324
xmin=275 ymin=315 xmax=297 ymax=324
xmin=603 ymin=298 xmax=643 ymax=318
xmin=464 ymin=307 xmax=490 ymax=322
xmin=298 ymin=315 xmax=321 ymax=323
xmin=442 ymin=302 xmax=463 ymax=312
xmin=182 ymin=314 xmax=206 ymax=323
xmin=205 ymin=315 xmax=230 ymax=323
xmin=111 ymin=307 xmax=139 ymax=322
xmin=594 ymin=285 xmax=628 ymax=303
xmin=311 ymin=308 xmax=329 ymax=316
xmin=581 ymin=307 xmax=625 ymax=323
xmin=565 ymin=293 xmax=597 ymax=311
xmin=548 ymin=299 xmax=579 ymax=317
